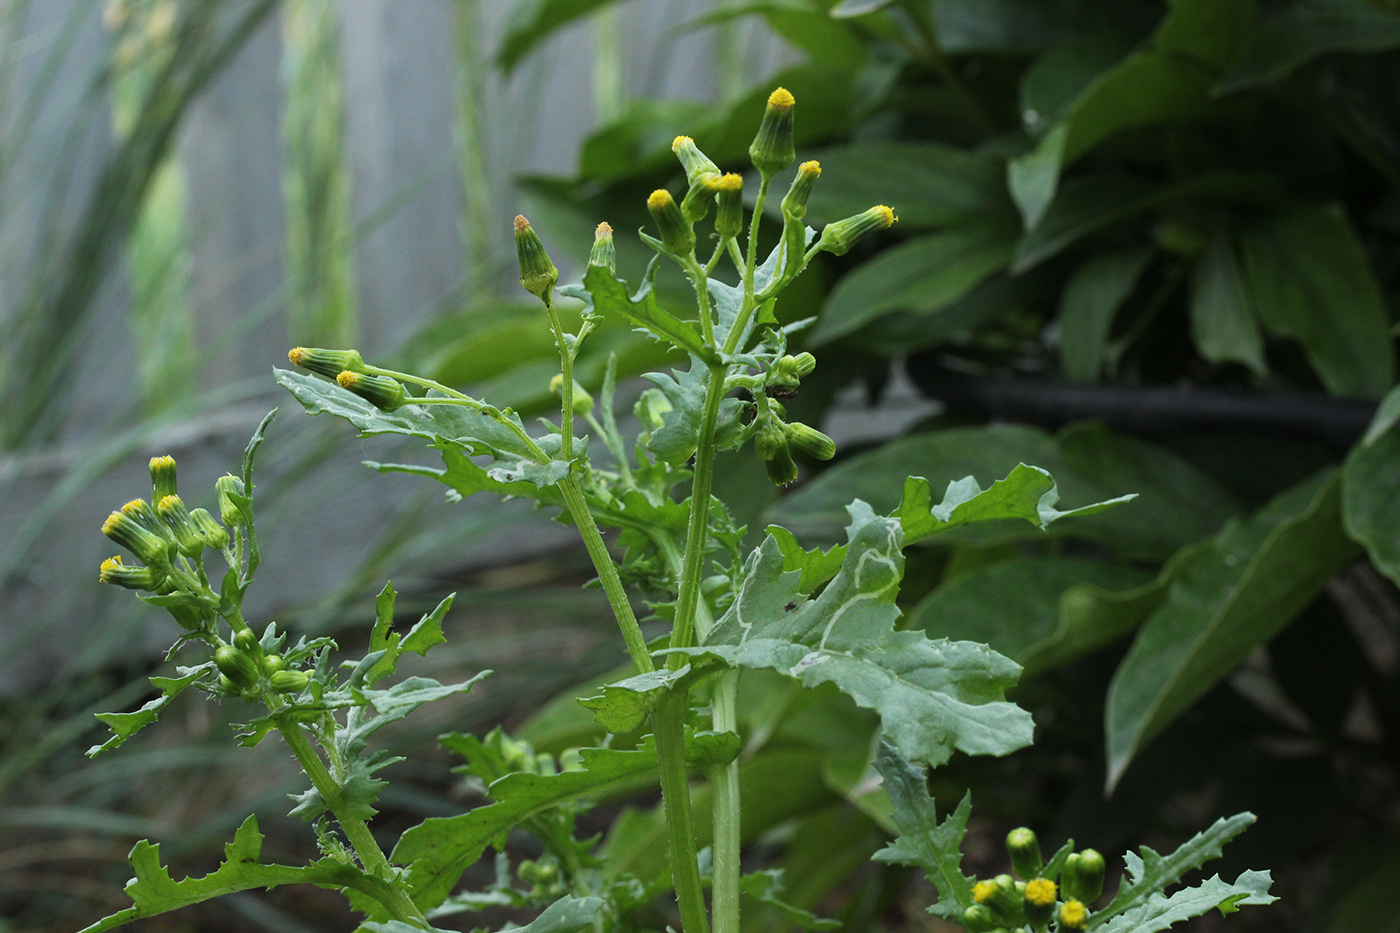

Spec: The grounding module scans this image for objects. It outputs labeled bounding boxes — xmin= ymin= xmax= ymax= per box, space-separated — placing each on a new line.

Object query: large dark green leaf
xmin=1105 ymin=470 xmax=1359 ymax=788
xmin=1218 ymin=0 xmax=1400 ymax=93
xmin=1008 ymin=0 xmax=1251 ymax=228
xmin=1189 ymin=231 xmax=1265 ymax=374
xmin=1058 ymin=246 xmax=1154 ymax=381
xmin=1236 ymin=205 xmax=1395 ymax=398
xmin=931 ymin=0 xmax=1159 ymax=54
xmin=815 ymin=224 xmax=1018 ymax=343
xmin=803 ymin=143 xmax=1014 ymax=229
xmin=909 ymin=556 xmax=1153 ymax=670
xmin=1342 ymin=385 xmax=1400 ymax=586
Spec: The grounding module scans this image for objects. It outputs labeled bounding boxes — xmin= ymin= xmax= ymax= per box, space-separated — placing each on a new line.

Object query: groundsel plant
xmin=83 ymin=89 xmax=1277 ymax=933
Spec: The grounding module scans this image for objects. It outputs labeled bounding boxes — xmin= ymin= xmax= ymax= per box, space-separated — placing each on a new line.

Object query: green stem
xmin=557 ymin=476 xmax=654 ymax=675
xmin=668 ymin=363 xmax=726 ymax=665
xmin=546 ymin=301 xmax=575 ymax=458
xmin=709 ymin=670 xmax=741 ymax=933
xmin=277 ymin=723 xmax=429 ymax=927
xmin=654 ymin=693 xmax=711 ymax=933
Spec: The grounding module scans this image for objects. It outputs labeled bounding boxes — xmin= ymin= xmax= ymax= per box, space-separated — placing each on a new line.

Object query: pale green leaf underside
xmin=1096 ymin=871 xmax=1275 ymax=933
xmin=364 ymin=895 xmax=606 ymax=933
xmin=676 ymin=505 xmax=1034 ymax=768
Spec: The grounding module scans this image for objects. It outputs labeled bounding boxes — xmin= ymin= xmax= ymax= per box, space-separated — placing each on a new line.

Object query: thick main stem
xmin=654 ymin=693 xmax=711 ymax=933
xmin=278 ymin=724 xmax=428 ymax=927
xmin=709 ymin=671 xmax=741 ymax=933
xmin=668 ymin=363 xmax=727 ymax=665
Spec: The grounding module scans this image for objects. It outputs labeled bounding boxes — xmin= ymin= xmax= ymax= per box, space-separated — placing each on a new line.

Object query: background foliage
xmin=3 ymin=0 xmax=1400 ymax=931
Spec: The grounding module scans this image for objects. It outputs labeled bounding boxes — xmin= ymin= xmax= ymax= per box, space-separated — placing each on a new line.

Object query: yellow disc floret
xmin=1025 ymin=878 xmax=1057 ymax=907
xmin=972 ymin=880 xmax=997 ymax=904
xmin=1059 ymin=899 xmax=1088 ymax=929
xmin=768 ymin=86 xmax=795 ymax=109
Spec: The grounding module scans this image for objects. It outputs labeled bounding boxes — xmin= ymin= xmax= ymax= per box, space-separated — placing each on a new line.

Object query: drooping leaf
xmin=75 ymin=816 xmax=393 ymax=933
xmin=88 ymin=665 xmax=210 ymax=757
xmin=1236 ymin=205 xmax=1395 ymax=398
xmin=674 ymin=504 xmax=1035 ymax=769
xmin=1189 ymin=231 xmax=1264 ymax=374
xmin=1096 ymin=871 xmax=1276 ymax=933
xmin=1058 ymin=246 xmax=1154 ymax=382
xmin=815 ymin=224 xmax=1017 ymax=343
xmin=871 ymin=740 xmax=975 ymax=919
xmin=276 ymin=369 xmax=572 ymax=490
xmin=1342 ymin=389 xmax=1400 ymax=586
xmin=1090 ymin=812 xmax=1261 ymax=927
xmin=1218 ymin=0 xmax=1400 ymax=93
xmin=1105 ymin=470 xmax=1358 ymax=787
xmin=393 ymin=732 xmax=740 ymax=910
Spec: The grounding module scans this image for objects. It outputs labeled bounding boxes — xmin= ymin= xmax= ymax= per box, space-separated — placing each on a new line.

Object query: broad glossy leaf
xmin=871 ymin=741 xmax=974 ymax=919
xmin=1106 ymin=470 xmax=1358 ymax=787
xmin=1237 ymin=205 xmax=1395 ymax=398
xmin=1218 ymin=0 xmax=1400 ymax=93
xmin=76 ymin=816 xmax=392 ymax=933
xmin=88 ymin=666 xmax=210 ymax=757
xmin=1189 ymin=231 xmax=1264 ymax=374
xmin=393 ymin=732 xmax=740 ymax=910
xmin=276 ymin=369 xmax=572 ymax=489
xmin=675 ymin=505 xmax=1034 ymax=768
xmin=1342 ymin=388 xmax=1400 ymax=586
xmin=803 ymin=143 xmax=1014 ymax=229
xmin=910 ymin=556 xmax=1153 ymax=669
xmin=1091 ymin=812 xmax=1260 ymax=926
xmin=1059 ymin=246 xmax=1154 ymax=381
xmin=932 ymin=0 xmax=1159 ymax=54
xmin=831 ymin=0 xmax=893 ymax=15
xmin=815 ymin=224 xmax=1018 ymax=343
xmin=1097 ymin=871 xmax=1275 ymax=933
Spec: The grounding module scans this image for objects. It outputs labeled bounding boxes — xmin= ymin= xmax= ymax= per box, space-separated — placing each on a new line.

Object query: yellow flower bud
xmin=672 ymin=135 xmax=720 ymax=185
xmin=288 ymin=346 xmax=365 ymax=379
xmin=148 ymin=455 xmax=178 ymax=502
xmin=750 ymin=87 xmax=796 ymax=176
xmin=815 ymin=205 xmax=896 ymax=256
xmin=781 ymin=160 xmax=821 ymax=221
xmin=514 ymin=214 xmax=558 ymax=306
xmin=337 ymin=371 xmax=407 ymax=412
xmin=647 ymin=188 xmax=695 ymax=257
xmin=1058 ymin=899 xmax=1088 ymax=929
xmin=589 ymin=221 xmax=616 ymax=272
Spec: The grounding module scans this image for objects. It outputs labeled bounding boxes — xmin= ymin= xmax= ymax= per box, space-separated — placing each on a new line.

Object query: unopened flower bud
xmin=646 ymin=189 xmax=695 ymax=257
xmin=715 ymin=173 xmax=743 ymax=240
xmin=972 ymin=875 xmax=1024 ymax=926
xmin=816 ymin=205 xmax=896 ymax=256
xmin=1007 ymin=827 xmax=1043 ymax=879
xmin=269 ymin=669 xmax=309 ymax=693
xmin=514 ymin=214 xmax=558 ymax=306
xmin=781 ymin=161 xmax=821 ymax=221
xmin=337 ymin=371 xmax=407 ymax=412
xmin=262 ymin=654 xmax=285 ymax=675
xmin=156 ymin=495 xmax=204 ymax=558
xmin=1063 ymin=849 xmax=1104 ymax=904
xmin=287 ymin=346 xmax=365 ymax=378
xmin=214 ymin=645 xmax=259 ymax=688
xmin=215 ymin=474 xmax=249 ymax=527
xmin=750 ymin=87 xmax=796 ymax=176
xmin=757 ymin=423 xmax=798 ymax=486
xmin=189 ymin=508 xmax=229 ymax=550
xmin=98 ymin=555 xmax=164 ymax=591
xmin=149 ymin=455 xmax=178 ymax=502
xmin=549 ymin=374 xmax=594 ymax=415
xmin=681 ymin=172 xmax=720 ymax=224
xmin=589 ymin=222 xmax=616 ymax=272
xmin=1058 ymin=899 xmax=1088 ymax=930
xmin=1024 ymin=877 xmax=1057 ymax=924
xmin=102 ymin=508 xmax=170 ymax=566
xmin=233 ymin=628 xmax=261 ymax=655
xmin=769 ymin=353 xmax=815 ymax=389
xmin=672 ymin=135 xmax=721 ymax=186
xmin=960 ymin=905 xmax=999 ymax=933
xmin=120 ymin=498 xmax=165 ymax=535
xmin=785 ymin=422 xmax=835 ymax=461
